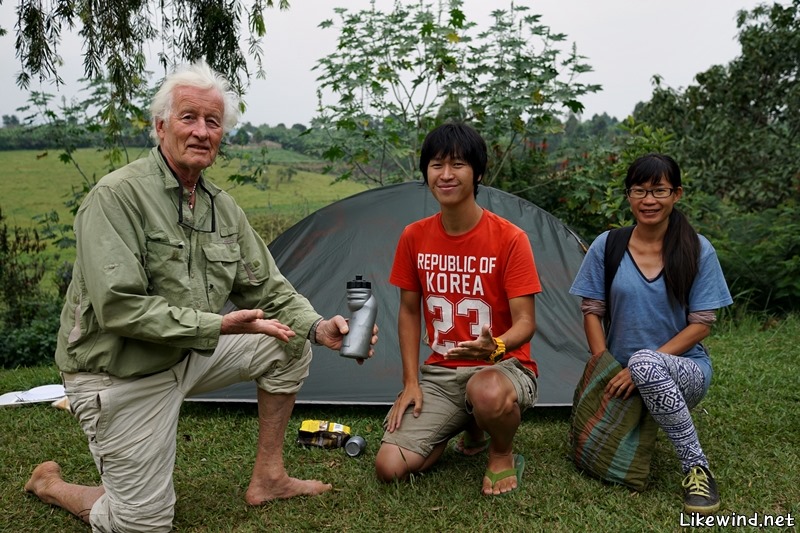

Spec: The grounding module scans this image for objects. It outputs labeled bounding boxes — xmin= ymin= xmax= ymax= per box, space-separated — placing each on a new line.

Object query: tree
xmin=312 ymin=1 xmax=599 ymax=185
xmin=634 ymin=0 xmax=800 ymax=210
xmin=628 ymin=1 xmax=800 ymax=312
xmin=2 ymin=115 xmax=20 ymax=128
xmin=230 ymin=128 xmax=251 ymax=145
xmin=6 ymin=0 xmax=290 ymax=108
xmin=505 ymin=117 xmax=675 ymax=241
xmin=277 ymin=166 xmax=297 ymax=183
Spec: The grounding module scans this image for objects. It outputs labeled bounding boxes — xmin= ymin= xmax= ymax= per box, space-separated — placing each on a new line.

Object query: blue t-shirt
xmin=569 ymin=231 xmax=733 ymax=392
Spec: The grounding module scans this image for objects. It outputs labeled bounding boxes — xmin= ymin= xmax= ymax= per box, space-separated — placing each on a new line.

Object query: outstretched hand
xmin=444 ymin=323 xmax=495 ymax=361
xmin=315 ymin=315 xmax=379 ymax=365
xmin=220 ymin=309 xmax=296 ymax=342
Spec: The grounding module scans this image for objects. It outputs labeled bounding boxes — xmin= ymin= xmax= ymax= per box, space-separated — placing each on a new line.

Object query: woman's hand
xmin=604 ymin=367 xmax=637 ymax=400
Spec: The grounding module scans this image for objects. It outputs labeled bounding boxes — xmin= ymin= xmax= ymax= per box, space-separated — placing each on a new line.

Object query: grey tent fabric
xmin=189 ymin=182 xmax=590 ymax=406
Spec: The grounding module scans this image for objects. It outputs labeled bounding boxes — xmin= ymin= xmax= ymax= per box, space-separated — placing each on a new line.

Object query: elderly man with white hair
xmin=24 ymin=61 xmax=376 ymax=532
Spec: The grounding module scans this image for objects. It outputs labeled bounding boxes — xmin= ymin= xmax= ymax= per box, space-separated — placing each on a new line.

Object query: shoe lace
xmin=682 ymin=467 xmax=711 ymax=497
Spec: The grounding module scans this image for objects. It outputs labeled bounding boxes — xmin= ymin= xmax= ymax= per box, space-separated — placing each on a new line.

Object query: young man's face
xmin=426 ymin=156 xmax=478 ymax=207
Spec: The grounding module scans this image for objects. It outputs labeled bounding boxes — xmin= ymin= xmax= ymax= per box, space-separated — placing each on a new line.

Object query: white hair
xmin=150 ymin=60 xmax=241 ymax=143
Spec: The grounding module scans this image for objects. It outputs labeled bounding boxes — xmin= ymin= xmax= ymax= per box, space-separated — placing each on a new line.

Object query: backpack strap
xmin=604 ymin=225 xmax=635 ymax=303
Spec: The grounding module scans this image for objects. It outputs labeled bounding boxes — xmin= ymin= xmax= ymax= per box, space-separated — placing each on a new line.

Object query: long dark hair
xmin=625 ymin=153 xmax=699 ymax=308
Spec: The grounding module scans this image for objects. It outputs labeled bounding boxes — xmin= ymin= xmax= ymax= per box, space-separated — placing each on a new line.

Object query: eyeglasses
xmin=625 ymin=187 xmax=675 ymax=199
xmin=177 ymin=180 xmax=216 ymax=233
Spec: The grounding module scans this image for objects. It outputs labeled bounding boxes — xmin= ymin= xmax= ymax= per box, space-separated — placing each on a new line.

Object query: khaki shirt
xmin=56 ymin=147 xmax=321 ymax=377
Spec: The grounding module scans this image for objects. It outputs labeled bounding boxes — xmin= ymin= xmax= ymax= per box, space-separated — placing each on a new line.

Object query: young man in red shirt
xmin=374 ymin=122 xmax=541 ymax=495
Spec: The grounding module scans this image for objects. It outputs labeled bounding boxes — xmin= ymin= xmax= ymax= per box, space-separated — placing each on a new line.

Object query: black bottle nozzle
xmin=347 ymin=275 xmax=371 ymax=289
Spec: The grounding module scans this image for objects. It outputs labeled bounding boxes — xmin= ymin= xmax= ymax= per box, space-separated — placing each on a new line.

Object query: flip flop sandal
xmin=453 ymin=432 xmax=491 ymax=456
xmin=483 ymin=454 xmax=525 ymax=495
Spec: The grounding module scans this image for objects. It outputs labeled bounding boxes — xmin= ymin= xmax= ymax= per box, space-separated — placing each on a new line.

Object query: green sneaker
xmin=682 ymin=465 xmax=720 ymax=514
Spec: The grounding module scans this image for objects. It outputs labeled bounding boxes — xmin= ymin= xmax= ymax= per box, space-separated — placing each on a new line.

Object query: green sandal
xmin=483 ymin=454 xmax=524 ymax=495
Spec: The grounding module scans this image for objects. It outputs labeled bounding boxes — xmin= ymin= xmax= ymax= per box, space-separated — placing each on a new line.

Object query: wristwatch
xmin=308 ymin=318 xmax=323 ymax=345
xmin=488 ymin=337 xmax=506 ymax=364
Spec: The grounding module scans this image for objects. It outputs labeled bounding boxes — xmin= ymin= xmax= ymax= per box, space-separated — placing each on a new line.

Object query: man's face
xmin=426 ymin=156 xmax=478 ymax=207
xmin=156 ymin=85 xmax=225 ymax=180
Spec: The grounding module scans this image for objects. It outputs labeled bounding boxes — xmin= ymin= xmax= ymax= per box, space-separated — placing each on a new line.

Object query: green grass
xmin=0 ymin=147 xmax=368 ymax=278
xmin=1 ymin=314 xmax=798 ymax=532
xmin=0 ymin=147 xmax=366 ymax=226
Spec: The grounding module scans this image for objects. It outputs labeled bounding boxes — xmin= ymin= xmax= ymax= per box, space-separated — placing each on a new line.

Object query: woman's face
xmin=626 ymin=176 xmax=683 ymax=228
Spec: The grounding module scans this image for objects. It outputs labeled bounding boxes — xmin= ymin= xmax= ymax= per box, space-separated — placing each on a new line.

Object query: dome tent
xmin=189 ymin=182 xmax=589 ymax=406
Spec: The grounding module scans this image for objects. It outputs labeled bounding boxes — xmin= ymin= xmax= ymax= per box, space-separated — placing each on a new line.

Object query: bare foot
xmin=25 ymin=461 xmax=63 ymax=503
xmin=245 ymin=475 xmax=332 ymax=505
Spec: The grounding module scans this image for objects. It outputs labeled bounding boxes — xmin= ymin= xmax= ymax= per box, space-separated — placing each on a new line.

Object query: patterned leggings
xmin=628 ymin=349 xmax=709 ymax=473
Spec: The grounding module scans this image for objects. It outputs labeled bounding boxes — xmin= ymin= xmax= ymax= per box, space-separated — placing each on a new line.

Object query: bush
xmin=0 ymin=206 xmax=64 ymax=367
xmin=0 ymin=298 xmax=61 ymax=367
xmin=688 ymin=196 xmax=800 ymax=313
xmin=515 ymin=118 xmax=674 ymax=241
xmin=516 ymin=116 xmax=799 ymax=314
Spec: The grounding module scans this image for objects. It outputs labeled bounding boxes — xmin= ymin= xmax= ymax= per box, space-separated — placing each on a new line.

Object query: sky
xmin=0 ymin=0 xmax=767 ymax=127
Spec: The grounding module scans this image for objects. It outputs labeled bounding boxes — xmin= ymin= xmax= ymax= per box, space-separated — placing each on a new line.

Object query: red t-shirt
xmin=390 ymin=209 xmax=542 ymax=374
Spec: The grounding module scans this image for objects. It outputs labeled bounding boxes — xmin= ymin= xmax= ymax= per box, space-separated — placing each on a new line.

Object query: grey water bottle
xmin=340 ymin=275 xmax=377 ymax=359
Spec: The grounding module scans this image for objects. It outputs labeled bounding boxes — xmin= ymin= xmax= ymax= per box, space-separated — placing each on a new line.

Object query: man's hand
xmin=220 ymin=309 xmax=296 ymax=342
xmin=444 ymin=323 xmax=495 ymax=361
xmin=604 ymin=367 xmax=637 ymax=400
xmin=315 ymin=315 xmax=378 ymax=365
xmin=385 ymin=383 xmax=423 ymax=432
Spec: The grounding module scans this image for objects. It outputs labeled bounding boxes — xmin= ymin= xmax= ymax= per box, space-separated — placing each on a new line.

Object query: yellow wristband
xmin=489 ymin=337 xmax=506 ymax=364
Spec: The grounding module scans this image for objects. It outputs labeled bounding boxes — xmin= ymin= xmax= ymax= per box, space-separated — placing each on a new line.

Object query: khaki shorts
xmin=381 ymin=358 xmax=538 ymax=457
xmin=63 ymin=331 xmax=312 ymax=533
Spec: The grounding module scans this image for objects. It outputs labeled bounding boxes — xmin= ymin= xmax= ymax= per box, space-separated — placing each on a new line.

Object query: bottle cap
xmin=346 ymin=275 xmax=371 ymax=289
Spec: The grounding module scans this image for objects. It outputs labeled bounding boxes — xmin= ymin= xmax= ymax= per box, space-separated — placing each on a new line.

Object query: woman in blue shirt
xmin=570 ymin=153 xmax=732 ymax=514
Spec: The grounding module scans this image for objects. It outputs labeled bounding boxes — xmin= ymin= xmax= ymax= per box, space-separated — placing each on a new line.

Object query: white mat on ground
xmin=0 ymin=384 xmax=65 ymax=406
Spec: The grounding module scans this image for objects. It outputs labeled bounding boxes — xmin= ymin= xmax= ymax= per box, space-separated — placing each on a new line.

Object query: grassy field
xmin=0 ymin=147 xmax=368 ymax=286
xmin=0 ymin=147 xmax=367 ymax=228
xmin=1 ymin=314 xmax=798 ymax=532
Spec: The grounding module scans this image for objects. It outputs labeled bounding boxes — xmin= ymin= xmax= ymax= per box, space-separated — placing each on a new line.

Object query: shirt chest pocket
xmin=202 ymin=242 xmax=241 ymax=311
xmin=144 ymin=232 xmax=188 ymax=296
